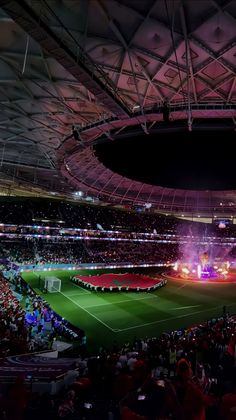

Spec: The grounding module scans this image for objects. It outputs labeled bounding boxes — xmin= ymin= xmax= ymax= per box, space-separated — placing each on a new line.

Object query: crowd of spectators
xmin=84 ymin=240 xmax=178 ymax=265
xmin=1 ymin=196 xmax=223 ymax=235
xmin=2 ymin=236 xmax=235 ymax=268
xmin=0 ymin=273 xmax=82 ymax=358
xmin=50 ymin=311 xmax=236 ymax=419
xmin=1 ymin=197 xmax=236 ymax=241
xmin=0 ymin=238 xmax=179 ymax=266
xmin=0 ymin=275 xmax=28 ymax=357
xmin=0 ymin=197 xmax=178 ymax=232
xmin=0 ymin=197 xmax=232 ymax=237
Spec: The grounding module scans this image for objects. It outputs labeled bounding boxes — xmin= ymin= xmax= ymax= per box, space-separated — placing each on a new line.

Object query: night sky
xmin=94 ymin=130 xmax=236 ymax=190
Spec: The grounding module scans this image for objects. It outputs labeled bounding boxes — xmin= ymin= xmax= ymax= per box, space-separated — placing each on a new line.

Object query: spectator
xmin=173 ymin=358 xmax=206 ymax=420
xmin=58 ymin=389 xmax=76 ymax=419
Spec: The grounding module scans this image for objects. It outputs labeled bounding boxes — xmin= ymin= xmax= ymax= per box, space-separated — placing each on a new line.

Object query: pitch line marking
xmin=59 ymin=291 xmax=115 ymax=332
xmin=170 ymin=305 xmax=201 ymax=310
xmin=176 ymin=283 xmax=188 ymax=290
xmin=115 ymin=304 xmax=230 ymax=332
xmin=67 ymin=282 xmax=91 ymax=294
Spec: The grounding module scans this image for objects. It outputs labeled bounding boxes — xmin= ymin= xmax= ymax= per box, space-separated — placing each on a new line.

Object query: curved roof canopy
xmin=0 ymin=0 xmax=235 ymax=215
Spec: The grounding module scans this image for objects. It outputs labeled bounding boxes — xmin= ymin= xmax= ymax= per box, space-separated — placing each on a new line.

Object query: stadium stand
xmin=0 ymin=198 xmax=236 ymax=418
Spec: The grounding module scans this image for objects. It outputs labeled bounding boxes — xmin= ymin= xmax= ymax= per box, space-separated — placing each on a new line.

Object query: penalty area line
xmin=59 ymin=290 xmax=115 ymax=332
xmin=69 ymin=283 xmax=91 ymax=294
xmin=176 ymin=283 xmax=188 ymax=290
xmin=71 ymin=279 xmax=92 ymax=294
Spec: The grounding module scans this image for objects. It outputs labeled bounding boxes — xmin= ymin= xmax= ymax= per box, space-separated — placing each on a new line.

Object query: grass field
xmin=22 ymin=268 xmax=236 ymax=353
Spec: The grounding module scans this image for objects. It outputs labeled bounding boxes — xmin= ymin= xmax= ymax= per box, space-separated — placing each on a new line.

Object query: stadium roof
xmin=0 ymin=0 xmax=235 ymax=216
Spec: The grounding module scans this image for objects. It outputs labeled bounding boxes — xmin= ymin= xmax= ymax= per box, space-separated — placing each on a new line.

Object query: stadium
xmin=0 ymin=0 xmax=236 ymax=419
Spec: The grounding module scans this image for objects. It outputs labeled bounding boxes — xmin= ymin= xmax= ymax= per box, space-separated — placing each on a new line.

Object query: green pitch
xmin=22 ymin=269 xmax=236 ymax=353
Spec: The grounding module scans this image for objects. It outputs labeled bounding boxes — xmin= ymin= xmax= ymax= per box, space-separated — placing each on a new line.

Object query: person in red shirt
xmin=58 ymin=390 xmax=75 ymax=419
xmin=173 ymin=358 xmax=206 ymax=420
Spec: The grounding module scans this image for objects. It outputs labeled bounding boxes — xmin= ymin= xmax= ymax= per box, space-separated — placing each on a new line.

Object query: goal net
xmin=45 ymin=277 xmax=61 ymax=293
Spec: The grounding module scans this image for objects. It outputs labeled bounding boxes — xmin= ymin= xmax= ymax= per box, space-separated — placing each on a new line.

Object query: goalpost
xmin=45 ymin=277 xmax=61 ymax=293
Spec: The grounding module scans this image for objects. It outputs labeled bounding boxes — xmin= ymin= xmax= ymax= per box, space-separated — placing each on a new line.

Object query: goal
xmin=45 ymin=277 xmax=61 ymax=293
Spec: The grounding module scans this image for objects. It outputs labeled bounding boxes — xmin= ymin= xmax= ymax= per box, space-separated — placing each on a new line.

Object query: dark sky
xmin=94 ymin=130 xmax=236 ymax=190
